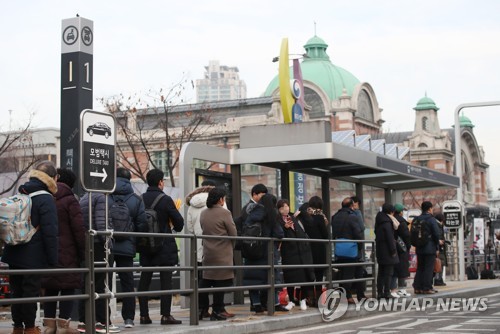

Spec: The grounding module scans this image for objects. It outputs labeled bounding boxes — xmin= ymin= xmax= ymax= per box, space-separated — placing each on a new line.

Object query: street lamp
xmin=455 ymin=101 xmax=500 ymax=281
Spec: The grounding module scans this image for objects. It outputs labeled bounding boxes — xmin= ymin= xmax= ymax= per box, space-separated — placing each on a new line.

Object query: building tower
xmin=196 ymin=60 xmax=247 ymax=102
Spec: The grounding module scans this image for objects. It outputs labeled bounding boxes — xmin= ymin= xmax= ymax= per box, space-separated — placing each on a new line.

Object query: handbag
xmin=434 ymin=257 xmax=442 ymax=273
xmin=396 ymin=236 xmax=407 ymax=253
xmin=335 ymin=238 xmax=359 ymax=259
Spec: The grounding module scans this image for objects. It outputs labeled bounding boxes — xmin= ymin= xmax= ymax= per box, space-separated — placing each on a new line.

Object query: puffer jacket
xmin=3 ymin=170 xmax=58 ymax=269
xmin=186 ymin=187 xmax=211 ymax=263
xmin=111 ymin=177 xmax=147 ymax=257
xmin=79 ymin=192 xmax=112 ymax=245
xmin=42 ymin=182 xmax=86 ymax=289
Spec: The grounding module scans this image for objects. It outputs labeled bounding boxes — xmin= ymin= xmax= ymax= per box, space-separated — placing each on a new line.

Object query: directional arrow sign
xmin=80 ymin=109 xmax=116 ymax=193
xmin=90 ymin=168 xmax=108 ymax=182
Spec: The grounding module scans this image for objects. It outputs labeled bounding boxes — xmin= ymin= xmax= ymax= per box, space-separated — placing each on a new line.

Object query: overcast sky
xmin=2 ymin=0 xmax=500 ymax=193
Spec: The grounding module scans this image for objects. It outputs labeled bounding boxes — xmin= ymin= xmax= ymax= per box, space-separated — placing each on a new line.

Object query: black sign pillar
xmin=61 ymin=16 xmax=94 ymax=196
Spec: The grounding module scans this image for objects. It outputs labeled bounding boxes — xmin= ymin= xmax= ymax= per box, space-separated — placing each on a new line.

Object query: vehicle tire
xmin=89 ymin=129 xmax=94 ymax=136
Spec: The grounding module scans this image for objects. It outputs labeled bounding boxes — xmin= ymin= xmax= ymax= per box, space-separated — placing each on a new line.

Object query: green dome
xmin=263 ymin=35 xmax=360 ymax=100
xmin=414 ymin=96 xmax=439 ymax=111
xmin=460 ymin=115 xmax=475 ymax=128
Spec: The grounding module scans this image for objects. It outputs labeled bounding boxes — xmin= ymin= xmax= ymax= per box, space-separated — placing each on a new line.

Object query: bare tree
xmin=0 ymin=116 xmax=39 ymax=195
xmin=100 ymin=77 xmax=215 ymax=187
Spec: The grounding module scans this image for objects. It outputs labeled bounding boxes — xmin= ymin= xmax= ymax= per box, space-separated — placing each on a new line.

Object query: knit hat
xmin=394 ymin=203 xmax=406 ymax=212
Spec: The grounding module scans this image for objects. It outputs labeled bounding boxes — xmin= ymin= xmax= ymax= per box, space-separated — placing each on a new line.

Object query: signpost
xmin=80 ymin=109 xmax=116 ymax=193
xmin=442 ymin=200 xmax=463 ymax=229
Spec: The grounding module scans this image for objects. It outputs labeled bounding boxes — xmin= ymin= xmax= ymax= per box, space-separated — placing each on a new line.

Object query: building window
xmin=419 ymin=160 xmax=428 ymax=167
xmin=152 ymin=150 xmax=171 ymax=176
xmin=418 ymin=143 xmax=428 ymax=148
xmin=422 ymin=117 xmax=428 ymax=131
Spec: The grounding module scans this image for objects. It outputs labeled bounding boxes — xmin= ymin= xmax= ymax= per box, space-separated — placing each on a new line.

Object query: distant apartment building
xmin=196 ymin=60 xmax=247 ymax=102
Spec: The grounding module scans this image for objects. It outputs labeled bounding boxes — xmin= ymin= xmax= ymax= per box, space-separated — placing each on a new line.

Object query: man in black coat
xmin=111 ymin=167 xmax=147 ymax=328
xmin=3 ymin=161 xmax=58 ymax=334
xmin=413 ymin=201 xmax=442 ymax=294
xmin=331 ymin=197 xmax=364 ymax=303
xmin=137 ymin=169 xmax=184 ymax=326
xmin=234 ymin=183 xmax=268 ymax=237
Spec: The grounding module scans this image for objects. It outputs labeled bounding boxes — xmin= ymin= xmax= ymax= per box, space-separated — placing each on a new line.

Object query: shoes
xmin=23 ymin=327 xmax=41 ymax=334
xmin=414 ymin=289 xmax=423 ymax=294
xmin=12 ymin=327 xmax=24 ymax=334
xmin=284 ymin=301 xmax=295 ymax=311
xmin=357 ymin=295 xmax=368 ymax=302
xmin=95 ymin=323 xmax=120 ymax=333
xmin=210 ymin=312 xmax=227 ymax=321
xmin=346 ymin=297 xmax=356 ymax=304
xmin=220 ymin=311 xmax=235 ymax=318
xmin=432 ymin=289 xmax=439 ymax=293
xmin=422 ymin=290 xmax=436 ymax=294
xmin=253 ymin=304 xmax=265 ymax=314
xmin=275 ymin=304 xmax=290 ymax=312
xmin=139 ymin=316 xmax=152 ymax=325
xmin=397 ymin=289 xmax=411 ymax=297
xmin=434 ymin=281 xmax=447 ymax=286
xmin=161 ymin=315 xmax=182 ymax=325
xmin=300 ymin=299 xmax=308 ymax=311
xmin=77 ymin=322 xmax=86 ymax=333
xmin=199 ymin=308 xmax=211 ymax=320
xmin=124 ymin=319 xmax=134 ymax=328
xmin=390 ymin=292 xmax=401 ymax=298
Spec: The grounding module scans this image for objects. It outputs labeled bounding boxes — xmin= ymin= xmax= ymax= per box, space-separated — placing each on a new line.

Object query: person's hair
xmin=251 ymin=183 xmax=268 ymax=196
xmin=206 ymin=187 xmax=226 ymax=208
xmin=434 ymin=213 xmax=445 ymax=222
xmin=341 ymin=197 xmax=354 ymax=208
xmin=260 ymin=193 xmax=278 ymax=226
xmin=201 ymin=179 xmax=216 ymax=186
xmin=277 ymin=199 xmax=290 ymax=209
xmin=57 ymin=168 xmax=77 ymax=188
xmin=146 ymin=169 xmax=164 ymax=187
xmin=350 ymin=196 xmax=360 ymax=204
xmin=309 ymin=196 xmax=324 ymax=210
xmin=421 ymin=201 xmax=433 ymax=213
xmin=34 ymin=160 xmax=57 ymax=178
xmin=382 ymin=203 xmax=395 ymax=214
xmin=117 ymin=167 xmax=131 ymax=180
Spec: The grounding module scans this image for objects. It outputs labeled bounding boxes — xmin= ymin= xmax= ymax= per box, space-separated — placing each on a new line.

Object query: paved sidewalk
xmin=0 ymin=279 xmax=499 ymax=334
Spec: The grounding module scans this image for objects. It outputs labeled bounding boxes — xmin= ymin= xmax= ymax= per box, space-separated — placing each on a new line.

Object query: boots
xmin=56 ymin=318 xmax=79 ymax=334
xmin=24 ymin=327 xmax=41 ymax=334
xmin=43 ymin=318 xmax=57 ymax=334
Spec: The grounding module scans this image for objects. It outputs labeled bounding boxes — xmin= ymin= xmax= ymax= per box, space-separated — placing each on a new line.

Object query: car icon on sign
xmin=87 ymin=122 xmax=111 ymax=139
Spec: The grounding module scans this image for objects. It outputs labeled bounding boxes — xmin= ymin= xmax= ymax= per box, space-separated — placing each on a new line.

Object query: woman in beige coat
xmin=199 ymin=187 xmax=237 ymax=321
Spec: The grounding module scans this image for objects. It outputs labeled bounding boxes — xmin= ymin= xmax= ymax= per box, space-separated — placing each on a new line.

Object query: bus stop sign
xmin=80 ymin=109 xmax=116 ymax=193
xmin=442 ymin=200 xmax=463 ymax=229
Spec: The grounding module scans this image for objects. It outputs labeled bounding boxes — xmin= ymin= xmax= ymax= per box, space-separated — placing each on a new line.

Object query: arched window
xmin=422 ymin=117 xmax=428 ymax=131
xmin=304 ymin=87 xmax=325 ymax=119
xmin=418 ymin=143 xmax=428 ymax=148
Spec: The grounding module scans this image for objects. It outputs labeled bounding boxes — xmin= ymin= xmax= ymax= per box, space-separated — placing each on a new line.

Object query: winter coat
xmin=186 ymin=186 xmax=213 ymax=263
xmin=374 ymin=212 xmax=399 ymax=265
xmin=3 ymin=170 xmax=58 ymax=269
xmin=139 ymin=186 xmax=184 ymax=266
xmin=303 ymin=208 xmax=329 ymax=266
xmin=414 ymin=213 xmax=440 ymax=255
xmin=279 ymin=214 xmax=315 ymax=284
xmin=242 ymin=202 xmax=283 ymax=285
xmin=111 ymin=177 xmax=147 ymax=257
xmin=393 ymin=214 xmax=411 ymax=278
xmin=42 ymin=182 xmax=86 ymax=289
xmin=331 ymin=207 xmax=364 ymax=260
xmin=79 ymin=192 xmax=111 ymax=245
xmin=200 ymin=204 xmax=237 ymax=280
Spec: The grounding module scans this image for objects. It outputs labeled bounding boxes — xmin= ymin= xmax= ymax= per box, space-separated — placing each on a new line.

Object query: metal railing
xmin=0 ymin=230 xmax=376 ymax=329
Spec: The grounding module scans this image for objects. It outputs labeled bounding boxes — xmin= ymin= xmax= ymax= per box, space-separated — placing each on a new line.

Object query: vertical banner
xmin=473 ymin=218 xmax=485 ymax=254
xmin=289 ymin=172 xmax=305 ymax=212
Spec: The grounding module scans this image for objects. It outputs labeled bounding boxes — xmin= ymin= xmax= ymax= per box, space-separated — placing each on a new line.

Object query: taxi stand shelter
xmin=178 ymin=120 xmax=460 ymax=305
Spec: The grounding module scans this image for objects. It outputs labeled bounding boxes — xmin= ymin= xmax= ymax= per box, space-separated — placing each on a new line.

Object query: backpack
xmin=0 ymin=190 xmax=51 ymax=246
xmin=241 ymin=221 xmax=265 ymax=260
xmin=109 ymin=194 xmax=134 ymax=241
xmin=466 ymin=265 xmax=479 ymax=280
xmin=137 ymin=193 xmax=165 ymax=254
xmin=410 ymin=218 xmax=430 ymax=247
